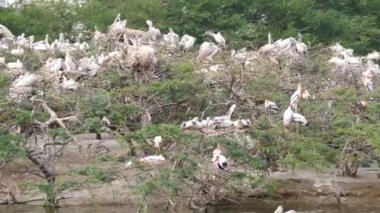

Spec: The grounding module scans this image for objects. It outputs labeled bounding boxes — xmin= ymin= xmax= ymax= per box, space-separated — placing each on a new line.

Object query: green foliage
xmin=36 ymin=183 xmax=56 ymax=206
xmin=73 ymin=167 xmax=116 ymax=184
xmin=0 ymin=128 xmax=24 ymax=161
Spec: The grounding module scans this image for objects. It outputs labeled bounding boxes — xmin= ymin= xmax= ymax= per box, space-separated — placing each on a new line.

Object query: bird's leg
xmin=296 ymin=123 xmax=299 ymax=134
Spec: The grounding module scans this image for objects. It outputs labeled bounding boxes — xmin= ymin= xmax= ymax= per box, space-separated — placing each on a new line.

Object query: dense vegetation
xmin=1 ymin=0 xmax=380 ymax=53
xmin=0 ymin=0 xmax=379 ymax=210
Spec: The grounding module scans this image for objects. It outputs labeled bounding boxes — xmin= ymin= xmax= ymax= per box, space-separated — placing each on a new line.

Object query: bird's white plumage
xmin=283 ymin=106 xmax=293 ymax=127
xmin=292 ymin=112 xmax=308 ymax=125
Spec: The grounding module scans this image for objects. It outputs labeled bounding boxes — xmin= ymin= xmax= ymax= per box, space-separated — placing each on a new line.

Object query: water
xmin=0 ymin=200 xmax=379 ymax=213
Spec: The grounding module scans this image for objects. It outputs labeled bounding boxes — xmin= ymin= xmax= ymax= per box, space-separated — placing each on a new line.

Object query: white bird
xmin=342 ymin=51 xmax=361 ymax=64
xmin=274 ymin=37 xmax=296 ymax=50
xmin=328 ymin=57 xmax=346 ymax=66
xmin=362 ymin=76 xmax=373 ymax=92
xmin=153 ymin=135 xmax=162 ymax=154
xmin=0 ymin=24 xmax=15 ymax=39
xmin=109 ymin=13 xmax=127 ymax=31
xmin=295 ymin=33 xmax=307 ymax=55
xmin=140 ymin=155 xmax=165 ymax=165
xmin=213 ymin=104 xmax=236 ymax=123
xmin=12 ymin=72 xmax=38 ymax=88
xmin=7 ymin=59 xmax=23 ymax=70
xmin=10 ymin=45 xmax=24 ymax=55
xmin=205 ymin=31 xmax=226 ymax=48
xmin=265 ymin=99 xmax=279 ymax=111
xmin=265 ymin=99 xmax=278 ymax=125
xmin=0 ymin=41 xmax=9 ymax=50
xmin=78 ymin=56 xmax=100 ymax=76
xmin=143 ymin=20 xmax=161 ymax=42
xmin=32 ymin=34 xmax=50 ymax=51
xmin=283 ymin=106 xmax=293 ymax=128
xmin=162 ymin=28 xmax=179 ymax=48
xmin=212 ymin=144 xmax=228 ymax=171
xmin=179 ymin=34 xmax=196 ymax=52
xmin=366 ymin=51 xmax=380 ymax=61
xmin=59 ymin=75 xmax=78 ymax=91
xmin=290 ymin=83 xmax=310 ymax=108
xmin=180 ymin=117 xmax=203 ymax=130
xmin=197 ymin=41 xmax=221 ymax=61
xmin=201 ymin=117 xmax=215 ymax=129
xmin=259 ymin=33 xmax=275 ymax=54
xmin=329 ymin=43 xmax=345 ymax=52
xmin=292 ymin=112 xmax=308 ymax=126
xmin=64 ymin=49 xmax=77 ymax=72
xmin=101 ymin=116 xmax=111 ymax=125
xmin=274 ymin=205 xmax=297 ymax=213
xmin=232 ymin=119 xmax=252 ymax=129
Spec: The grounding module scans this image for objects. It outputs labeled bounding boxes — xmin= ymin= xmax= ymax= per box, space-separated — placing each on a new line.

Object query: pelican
xmin=295 ymin=33 xmax=307 ymax=55
xmin=197 ymin=42 xmax=221 ymax=61
xmin=12 ymin=72 xmax=38 ymax=88
xmin=32 ymin=34 xmax=50 ymax=51
xmin=213 ymin=104 xmax=236 ymax=123
xmin=342 ymin=51 xmax=361 ymax=64
xmin=7 ymin=59 xmax=23 ymax=70
xmin=162 ymin=28 xmax=179 ymax=48
xmin=140 ymin=155 xmax=165 ymax=165
xmin=329 ymin=43 xmax=345 ymax=52
xmin=212 ymin=144 xmax=228 ymax=171
xmin=0 ymin=24 xmax=15 ymax=39
xmin=274 ymin=205 xmax=297 ymax=213
xmin=283 ymin=106 xmax=293 ymax=128
xmin=0 ymin=40 xmax=9 ymax=50
xmin=59 ymin=74 xmax=78 ymax=91
xmin=10 ymin=45 xmax=24 ymax=56
xmin=143 ymin=20 xmax=161 ymax=42
xmin=179 ymin=34 xmax=196 ymax=52
xmin=205 ymin=31 xmax=226 ymax=48
xmin=258 ymin=33 xmax=275 ymax=54
xmin=366 ymin=51 xmax=380 ymax=61
xmin=274 ymin=37 xmax=296 ymax=50
xmin=109 ymin=13 xmax=127 ymax=31
xmin=64 ymin=49 xmax=77 ymax=71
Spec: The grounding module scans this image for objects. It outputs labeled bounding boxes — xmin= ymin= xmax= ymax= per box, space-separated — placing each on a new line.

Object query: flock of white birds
xmin=1 ymin=14 xmax=380 ymax=176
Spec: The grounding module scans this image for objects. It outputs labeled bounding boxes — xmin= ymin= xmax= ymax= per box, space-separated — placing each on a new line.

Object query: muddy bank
xmin=1 ymin=134 xmax=380 ymax=207
xmin=267 ymin=169 xmax=380 ymax=207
